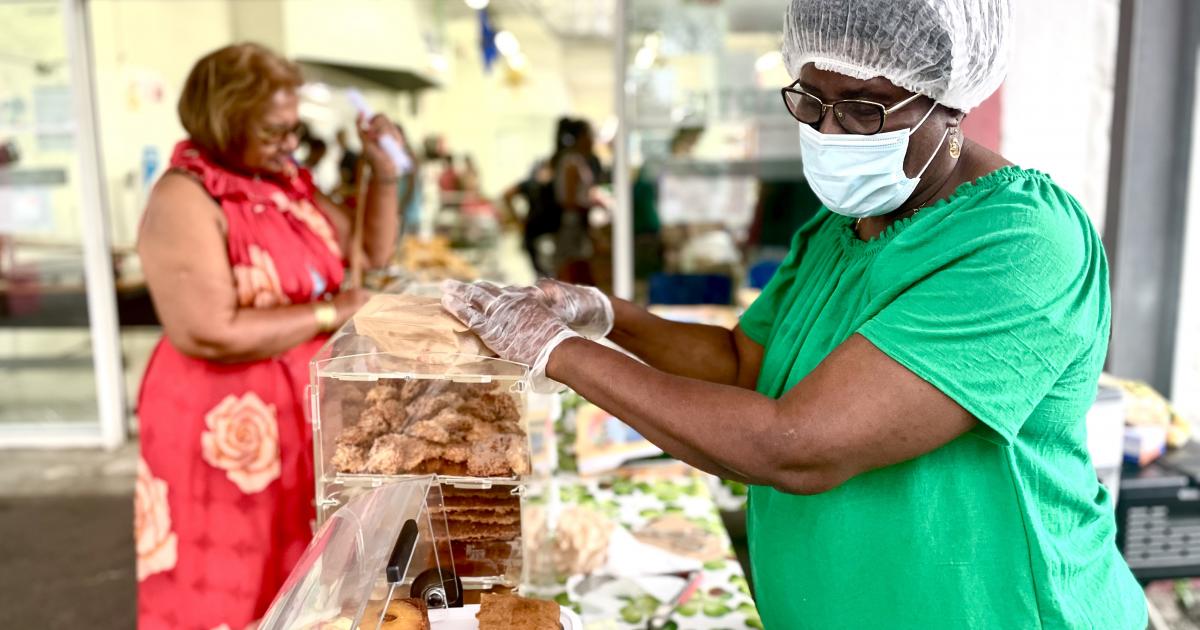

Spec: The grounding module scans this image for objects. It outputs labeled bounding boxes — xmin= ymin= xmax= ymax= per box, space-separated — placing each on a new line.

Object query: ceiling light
xmin=495 ymin=30 xmax=520 ymax=57
xmin=465 ymin=0 xmax=489 ymax=10
xmin=598 ymin=116 xmax=619 ymax=144
xmin=429 ymin=53 xmax=449 ymax=74
xmin=755 ymin=51 xmax=783 ymax=73
xmin=634 ymin=46 xmax=656 ymax=70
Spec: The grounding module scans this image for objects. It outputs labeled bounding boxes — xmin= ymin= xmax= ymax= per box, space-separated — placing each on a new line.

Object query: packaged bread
xmin=352 ymin=294 xmax=493 ymax=361
xmin=476 ymin=593 xmax=559 ymax=630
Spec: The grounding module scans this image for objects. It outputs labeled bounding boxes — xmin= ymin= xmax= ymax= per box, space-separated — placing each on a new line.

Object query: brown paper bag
xmin=353 ymin=294 xmax=493 ymax=360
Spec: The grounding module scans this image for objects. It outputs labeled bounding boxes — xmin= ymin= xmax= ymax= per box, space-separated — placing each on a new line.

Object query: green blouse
xmin=739 ymin=167 xmax=1145 ymax=629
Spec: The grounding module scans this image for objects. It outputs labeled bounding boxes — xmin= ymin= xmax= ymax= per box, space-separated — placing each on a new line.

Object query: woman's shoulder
xmin=143 ymin=171 xmax=226 ymax=234
xmin=884 ymin=166 xmax=1107 ymax=302
xmin=924 ymin=165 xmax=1098 ymax=246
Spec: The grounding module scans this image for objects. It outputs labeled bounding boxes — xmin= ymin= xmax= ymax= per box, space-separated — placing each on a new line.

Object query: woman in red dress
xmin=134 ymin=43 xmax=404 ymax=629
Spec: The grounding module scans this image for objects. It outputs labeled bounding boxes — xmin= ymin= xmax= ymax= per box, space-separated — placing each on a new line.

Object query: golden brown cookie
xmin=476 ymin=592 xmax=560 ymax=630
xmin=361 ymin=597 xmax=429 ymax=630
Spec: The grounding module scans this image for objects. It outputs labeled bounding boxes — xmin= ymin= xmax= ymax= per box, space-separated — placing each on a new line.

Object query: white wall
xmin=563 ymin=41 xmax=617 ymax=133
xmin=280 ymin=0 xmax=431 ymax=74
xmin=1002 ymin=0 xmax=1119 ymax=231
xmin=88 ymin=0 xmax=236 ymax=249
xmin=1172 ymin=47 xmax=1200 ymax=417
xmin=415 ymin=15 xmax=573 ymax=197
xmin=87 ymin=1 xmax=612 ymax=234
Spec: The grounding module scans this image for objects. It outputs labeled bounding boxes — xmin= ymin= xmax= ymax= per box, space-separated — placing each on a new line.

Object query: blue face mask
xmin=798 ymin=101 xmax=948 ymax=219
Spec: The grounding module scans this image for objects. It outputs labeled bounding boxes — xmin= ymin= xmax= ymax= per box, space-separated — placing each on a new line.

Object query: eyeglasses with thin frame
xmin=780 ymin=82 xmax=923 ymax=135
xmin=254 ymin=121 xmax=303 ymax=145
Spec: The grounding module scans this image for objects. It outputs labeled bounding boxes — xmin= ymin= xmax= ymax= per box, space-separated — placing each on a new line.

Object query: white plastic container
xmin=428 ymin=603 xmax=583 ymax=629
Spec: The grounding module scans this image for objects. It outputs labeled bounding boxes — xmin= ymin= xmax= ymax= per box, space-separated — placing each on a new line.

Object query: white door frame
xmin=0 ymin=0 xmax=127 ymax=449
xmin=611 ymin=0 xmax=634 ymax=301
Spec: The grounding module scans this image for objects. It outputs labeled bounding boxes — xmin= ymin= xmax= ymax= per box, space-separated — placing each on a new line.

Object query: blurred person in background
xmin=554 ymin=118 xmax=598 ymax=284
xmin=501 ymin=158 xmax=556 ymax=276
xmin=297 ymin=122 xmax=327 ymax=170
xmin=443 ymin=0 xmax=1146 ymax=626
xmin=134 ymin=43 xmax=401 ymax=630
xmin=335 ymin=127 xmax=359 ymax=193
xmin=395 ymin=127 xmax=422 ymax=237
xmin=461 ymin=154 xmax=481 ymax=193
xmin=501 ymin=117 xmax=574 ymax=276
xmin=438 ymin=153 xmax=462 ymax=193
xmin=632 ymin=126 xmax=703 ymax=280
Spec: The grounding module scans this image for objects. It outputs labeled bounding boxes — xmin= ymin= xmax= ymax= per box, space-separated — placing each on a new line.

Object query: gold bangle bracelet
xmin=313 ymin=302 xmax=338 ymax=333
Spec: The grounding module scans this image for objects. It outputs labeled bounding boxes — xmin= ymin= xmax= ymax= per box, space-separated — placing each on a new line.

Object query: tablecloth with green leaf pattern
xmin=547 ymin=393 xmax=761 ymax=629
xmin=538 ymin=476 xmax=761 ymax=629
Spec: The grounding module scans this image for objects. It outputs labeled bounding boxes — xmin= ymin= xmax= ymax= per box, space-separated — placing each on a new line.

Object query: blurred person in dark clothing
xmin=336 ymin=127 xmax=359 ymax=190
xmin=554 ymin=118 xmax=600 ymax=284
xmin=631 ymin=127 xmax=703 ymax=279
xmin=501 ymin=117 xmax=576 ymax=277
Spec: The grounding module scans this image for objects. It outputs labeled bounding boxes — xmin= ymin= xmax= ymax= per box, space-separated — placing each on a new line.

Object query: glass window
xmin=0 ymin=1 xmax=104 ymax=429
xmin=620 ymin=0 xmax=821 ymax=305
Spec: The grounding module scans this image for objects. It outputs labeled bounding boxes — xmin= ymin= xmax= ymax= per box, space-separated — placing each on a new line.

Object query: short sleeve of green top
xmin=739 ymin=167 xmax=1145 ymax=629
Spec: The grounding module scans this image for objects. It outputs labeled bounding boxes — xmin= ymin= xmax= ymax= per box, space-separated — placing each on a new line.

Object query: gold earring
xmin=948 ymin=130 xmax=962 ymax=159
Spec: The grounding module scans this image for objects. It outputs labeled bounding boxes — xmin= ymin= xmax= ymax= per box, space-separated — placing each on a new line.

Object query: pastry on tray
xmin=360 ymin=597 xmax=429 ymax=630
xmin=476 ymin=593 xmax=560 ymax=630
xmin=331 ymin=379 xmax=529 ymax=478
xmin=438 ymin=486 xmax=524 ymax=579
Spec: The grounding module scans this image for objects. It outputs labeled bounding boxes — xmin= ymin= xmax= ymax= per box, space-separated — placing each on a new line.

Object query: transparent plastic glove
xmin=534 ymin=279 xmax=614 ymax=340
xmin=441 ymin=280 xmax=580 ymax=394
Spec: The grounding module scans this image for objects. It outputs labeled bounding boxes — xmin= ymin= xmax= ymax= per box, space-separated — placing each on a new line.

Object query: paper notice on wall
xmin=658 ymin=173 xmax=756 ymax=228
xmin=0 ymin=187 xmax=55 ymax=233
xmin=33 ymin=85 xmax=73 ymax=151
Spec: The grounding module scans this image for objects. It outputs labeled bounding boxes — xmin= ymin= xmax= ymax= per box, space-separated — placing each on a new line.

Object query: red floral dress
xmin=136 ymin=142 xmax=345 ymax=630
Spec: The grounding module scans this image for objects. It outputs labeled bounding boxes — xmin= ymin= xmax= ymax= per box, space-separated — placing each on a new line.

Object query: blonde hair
xmin=177 ymin=43 xmax=303 ymax=159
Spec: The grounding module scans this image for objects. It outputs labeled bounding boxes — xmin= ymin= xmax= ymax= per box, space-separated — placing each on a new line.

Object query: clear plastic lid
xmin=314 ymin=349 xmax=527 ymax=384
xmin=259 ymin=476 xmax=459 ymax=630
xmin=309 ymin=282 xmax=527 ymax=385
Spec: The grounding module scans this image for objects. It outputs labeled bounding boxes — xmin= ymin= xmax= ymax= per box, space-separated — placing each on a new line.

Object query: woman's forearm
xmin=362 ymin=176 xmax=400 ymax=266
xmin=607 ymin=298 xmax=742 ymax=385
xmin=548 ymin=337 xmax=791 ymax=486
xmin=166 ymin=303 xmax=328 ymax=363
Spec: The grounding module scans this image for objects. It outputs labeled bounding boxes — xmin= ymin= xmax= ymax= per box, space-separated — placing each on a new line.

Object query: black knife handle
xmin=386 ymin=519 xmax=419 ymax=584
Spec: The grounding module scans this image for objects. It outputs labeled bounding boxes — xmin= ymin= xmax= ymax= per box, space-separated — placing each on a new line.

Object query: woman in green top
xmin=442 ymin=0 xmax=1146 ymax=626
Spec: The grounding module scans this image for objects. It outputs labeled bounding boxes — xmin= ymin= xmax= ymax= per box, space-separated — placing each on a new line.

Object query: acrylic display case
xmin=259 ymin=476 xmax=460 ymax=629
xmin=309 ymin=296 xmax=552 ymax=590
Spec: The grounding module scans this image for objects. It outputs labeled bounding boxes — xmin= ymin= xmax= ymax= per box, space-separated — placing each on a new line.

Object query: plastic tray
xmin=428 ymin=603 xmax=582 ymax=629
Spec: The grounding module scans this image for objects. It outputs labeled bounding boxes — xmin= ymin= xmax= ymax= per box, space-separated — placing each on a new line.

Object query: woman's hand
xmin=332 ymin=287 xmax=373 ymax=328
xmin=534 ymin=278 xmax=613 ymax=339
xmin=441 ymin=280 xmax=581 ymax=393
xmin=357 ymin=113 xmax=407 ymax=179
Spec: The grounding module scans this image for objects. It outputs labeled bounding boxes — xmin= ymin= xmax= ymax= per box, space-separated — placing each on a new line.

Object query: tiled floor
xmin=0 ymin=444 xmax=137 ymax=629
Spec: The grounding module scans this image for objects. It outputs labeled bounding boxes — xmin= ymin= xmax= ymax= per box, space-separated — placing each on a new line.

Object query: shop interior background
xmin=3 ymin=0 xmax=1200 ymax=627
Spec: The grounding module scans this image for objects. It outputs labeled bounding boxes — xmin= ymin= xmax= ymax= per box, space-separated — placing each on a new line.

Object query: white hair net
xmin=782 ymin=0 xmax=1012 ymax=112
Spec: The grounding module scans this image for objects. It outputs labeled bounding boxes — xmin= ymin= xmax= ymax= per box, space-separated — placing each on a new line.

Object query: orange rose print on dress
xmin=271 ymin=190 xmax=341 ymax=257
xmin=208 ymin=623 xmax=259 ymax=630
xmin=290 ymin=199 xmax=343 ymax=258
xmin=135 ymin=457 xmax=178 ymax=581
xmin=201 ymin=392 xmax=282 ymax=494
xmin=232 ymin=245 xmax=289 ymax=309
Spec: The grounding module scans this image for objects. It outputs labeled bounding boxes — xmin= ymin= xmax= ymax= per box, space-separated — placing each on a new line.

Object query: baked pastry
xmin=476 ymin=593 xmax=560 ymax=630
xmin=360 ymin=597 xmax=429 ymax=630
xmin=331 ymin=379 xmax=529 ymax=477
xmin=523 ymin=505 xmax=612 ymax=576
